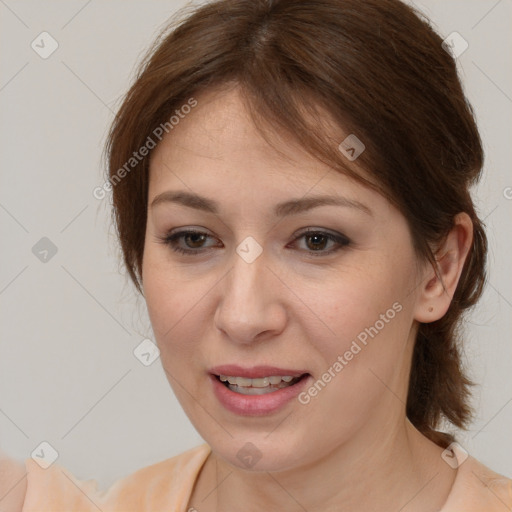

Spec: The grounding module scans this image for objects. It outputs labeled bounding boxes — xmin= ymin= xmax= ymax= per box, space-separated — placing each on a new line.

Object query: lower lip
xmin=210 ymin=374 xmax=311 ymax=416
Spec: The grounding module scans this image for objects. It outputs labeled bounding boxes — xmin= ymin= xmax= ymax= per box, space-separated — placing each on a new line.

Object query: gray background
xmin=0 ymin=0 xmax=510 ymax=488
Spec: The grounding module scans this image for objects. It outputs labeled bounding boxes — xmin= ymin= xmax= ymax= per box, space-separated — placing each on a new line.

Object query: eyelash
xmin=158 ymin=228 xmax=351 ymax=258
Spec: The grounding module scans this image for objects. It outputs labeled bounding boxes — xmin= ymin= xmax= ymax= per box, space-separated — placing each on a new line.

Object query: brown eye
xmin=304 ymin=233 xmax=330 ymax=251
xmin=183 ymin=232 xmax=208 ymax=248
xmin=291 ymin=229 xmax=351 ymax=257
xmin=161 ymin=230 xmax=220 ymax=255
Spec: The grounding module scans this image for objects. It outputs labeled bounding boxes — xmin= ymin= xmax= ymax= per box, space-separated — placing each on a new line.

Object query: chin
xmin=208 ymin=435 xmax=314 ymax=473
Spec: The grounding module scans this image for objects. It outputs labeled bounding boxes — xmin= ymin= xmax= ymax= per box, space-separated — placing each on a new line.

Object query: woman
xmin=3 ymin=0 xmax=511 ymax=510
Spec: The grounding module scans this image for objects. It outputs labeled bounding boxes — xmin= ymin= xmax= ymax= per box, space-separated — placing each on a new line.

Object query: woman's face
xmin=142 ymin=86 xmax=427 ymax=471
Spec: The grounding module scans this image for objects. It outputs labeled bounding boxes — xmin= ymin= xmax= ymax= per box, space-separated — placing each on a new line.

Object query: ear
xmin=414 ymin=212 xmax=473 ymax=323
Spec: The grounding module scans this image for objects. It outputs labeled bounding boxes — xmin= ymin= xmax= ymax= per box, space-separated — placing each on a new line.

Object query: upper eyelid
xmin=167 ymin=226 xmax=346 ymax=236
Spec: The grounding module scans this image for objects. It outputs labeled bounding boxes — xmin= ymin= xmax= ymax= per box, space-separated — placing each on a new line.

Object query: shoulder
xmin=0 ymin=451 xmax=27 ymax=512
xmin=469 ymin=458 xmax=512 ymax=509
xmin=442 ymin=455 xmax=512 ymax=511
xmin=21 ymin=443 xmax=211 ymax=512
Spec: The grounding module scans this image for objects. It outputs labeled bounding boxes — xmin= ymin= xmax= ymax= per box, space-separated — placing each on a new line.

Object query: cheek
xmin=317 ymin=265 xmax=408 ymax=335
xmin=142 ymin=250 xmax=195 ymax=345
xmin=294 ymin=263 xmax=415 ymax=439
xmin=144 ymin=277 xmax=205 ymax=343
xmin=142 ymin=272 xmax=207 ymax=418
xmin=141 ymin=248 xmax=220 ymax=374
xmin=305 ymin=251 xmax=416 ymax=378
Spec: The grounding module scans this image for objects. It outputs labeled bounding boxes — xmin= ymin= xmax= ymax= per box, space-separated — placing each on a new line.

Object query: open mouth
xmin=214 ymin=373 xmax=309 ymax=395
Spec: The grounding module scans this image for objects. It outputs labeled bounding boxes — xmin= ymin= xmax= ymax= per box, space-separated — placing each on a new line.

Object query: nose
xmin=214 ymin=249 xmax=287 ymax=345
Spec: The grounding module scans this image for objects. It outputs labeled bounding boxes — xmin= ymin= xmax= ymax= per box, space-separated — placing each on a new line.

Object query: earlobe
xmin=414 ymin=212 xmax=473 ymax=323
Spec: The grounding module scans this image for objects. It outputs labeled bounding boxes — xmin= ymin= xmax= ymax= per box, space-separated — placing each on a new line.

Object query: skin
xmin=142 ymin=85 xmax=473 ymax=512
xmin=0 ymin=452 xmax=26 ymax=512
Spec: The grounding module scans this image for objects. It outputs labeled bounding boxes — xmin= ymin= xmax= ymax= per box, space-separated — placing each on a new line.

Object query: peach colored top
xmin=21 ymin=443 xmax=512 ymax=512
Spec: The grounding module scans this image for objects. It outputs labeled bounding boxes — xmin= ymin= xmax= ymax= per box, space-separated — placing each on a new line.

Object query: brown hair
xmin=105 ymin=0 xmax=487 ymax=447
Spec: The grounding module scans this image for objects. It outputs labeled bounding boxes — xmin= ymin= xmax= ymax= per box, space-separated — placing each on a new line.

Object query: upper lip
xmin=210 ymin=365 xmax=309 ymax=379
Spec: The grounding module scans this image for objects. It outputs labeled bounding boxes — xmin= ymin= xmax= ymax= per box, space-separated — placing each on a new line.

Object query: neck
xmin=195 ymin=417 xmax=457 ymax=512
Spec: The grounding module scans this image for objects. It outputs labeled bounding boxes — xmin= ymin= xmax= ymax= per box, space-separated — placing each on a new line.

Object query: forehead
xmin=147 ymin=86 xmax=390 ymax=218
xmin=153 ymin=88 xmax=338 ymax=180
xmin=150 ymin=87 xmax=320 ymax=180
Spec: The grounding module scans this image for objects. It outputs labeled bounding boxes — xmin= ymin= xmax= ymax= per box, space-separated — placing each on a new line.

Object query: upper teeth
xmin=219 ymin=375 xmax=295 ymax=387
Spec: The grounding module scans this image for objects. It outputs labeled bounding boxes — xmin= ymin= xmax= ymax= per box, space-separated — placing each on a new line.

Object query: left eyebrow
xmin=273 ymin=194 xmax=373 ymax=217
xmin=149 ymin=190 xmax=373 ymax=217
